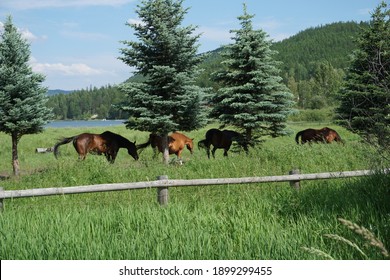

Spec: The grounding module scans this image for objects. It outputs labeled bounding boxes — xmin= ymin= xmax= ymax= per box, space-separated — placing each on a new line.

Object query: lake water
xmin=45 ymin=120 xmax=126 ymax=128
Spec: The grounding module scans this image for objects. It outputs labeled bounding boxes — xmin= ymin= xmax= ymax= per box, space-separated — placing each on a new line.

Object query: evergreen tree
xmin=210 ymin=4 xmax=294 ymax=143
xmin=336 ymin=2 xmax=390 ymax=148
xmin=119 ymin=0 xmax=206 ymax=163
xmin=0 ymin=16 xmax=52 ymax=176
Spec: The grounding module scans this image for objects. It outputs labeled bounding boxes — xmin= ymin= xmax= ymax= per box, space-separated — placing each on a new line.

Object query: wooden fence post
xmin=0 ymin=187 xmax=4 ymax=212
xmin=157 ymin=175 xmax=169 ymax=206
xmin=289 ymin=169 xmax=301 ymax=190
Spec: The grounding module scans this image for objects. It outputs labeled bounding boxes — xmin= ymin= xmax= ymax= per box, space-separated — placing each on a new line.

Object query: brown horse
xmin=295 ymin=127 xmax=343 ymax=144
xmin=169 ymin=132 xmax=194 ymax=158
xmin=198 ymin=128 xmax=248 ymax=159
xmin=53 ymin=131 xmax=139 ymax=163
xmin=137 ymin=131 xmax=194 ymax=159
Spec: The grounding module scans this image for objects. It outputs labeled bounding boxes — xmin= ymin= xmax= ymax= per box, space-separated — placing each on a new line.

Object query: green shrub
xmin=289 ymin=108 xmax=334 ymax=122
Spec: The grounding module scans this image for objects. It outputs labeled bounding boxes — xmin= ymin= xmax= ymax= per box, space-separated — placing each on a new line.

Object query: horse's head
xmin=226 ymin=130 xmax=249 ymax=152
xmin=127 ymin=141 xmax=139 ymax=160
xmin=240 ymin=140 xmax=249 ymax=153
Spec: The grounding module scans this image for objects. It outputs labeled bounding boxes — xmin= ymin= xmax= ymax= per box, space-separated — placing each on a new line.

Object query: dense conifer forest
xmin=46 ymin=85 xmax=129 ymax=120
xmin=47 ymin=21 xmax=367 ymax=120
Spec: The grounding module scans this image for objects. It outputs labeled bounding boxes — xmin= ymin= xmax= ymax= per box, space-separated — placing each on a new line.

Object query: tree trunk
xmin=161 ymin=133 xmax=170 ymax=165
xmin=246 ymin=128 xmax=252 ymax=143
xmin=11 ymin=133 xmax=20 ymax=176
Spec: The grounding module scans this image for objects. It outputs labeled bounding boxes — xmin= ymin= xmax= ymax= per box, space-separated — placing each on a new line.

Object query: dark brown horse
xmin=53 ymin=131 xmax=139 ymax=163
xmin=137 ymin=131 xmax=194 ymax=159
xmin=295 ymin=127 xmax=343 ymax=144
xmin=198 ymin=128 xmax=248 ymax=159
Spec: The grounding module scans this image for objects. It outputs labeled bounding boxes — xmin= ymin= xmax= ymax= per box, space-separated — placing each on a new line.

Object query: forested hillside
xmin=47 ymin=21 xmax=366 ymax=120
xmin=273 ymin=21 xmax=367 ymax=80
xmin=46 ymin=85 xmax=129 ymax=120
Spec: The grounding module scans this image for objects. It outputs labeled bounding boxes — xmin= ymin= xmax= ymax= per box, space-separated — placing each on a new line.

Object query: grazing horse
xmin=198 ymin=128 xmax=248 ymax=159
xmin=53 ymin=131 xmax=139 ymax=163
xmin=295 ymin=127 xmax=343 ymax=144
xmin=169 ymin=132 xmax=194 ymax=158
xmin=137 ymin=131 xmax=194 ymax=159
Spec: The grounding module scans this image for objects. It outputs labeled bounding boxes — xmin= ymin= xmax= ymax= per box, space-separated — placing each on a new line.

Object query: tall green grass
xmin=0 ymin=123 xmax=389 ymax=259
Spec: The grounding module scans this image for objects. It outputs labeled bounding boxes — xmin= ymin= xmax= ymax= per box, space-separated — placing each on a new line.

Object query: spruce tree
xmin=0 ymin=16 xmax=52 ymax=176
xmin=210 ymin=4 xmax=294 ymax=144
xmin=336 ymin=2 xmax=390 ymax=148
xmin=119 ymin=0 xmax=206 ymax=163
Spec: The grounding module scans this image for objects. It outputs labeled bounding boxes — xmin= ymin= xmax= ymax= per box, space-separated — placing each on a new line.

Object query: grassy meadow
xmin=0 ymin=122 xmax=389 ymax=260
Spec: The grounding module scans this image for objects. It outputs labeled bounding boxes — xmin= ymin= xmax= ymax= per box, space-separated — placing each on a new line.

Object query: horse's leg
xmin=77 ymin=146 xmax=87 ymax=161
xmin=110 ymin=149 xmax=118 ymax=163
xmin=205 ymin=143 xmax=211 ymax=159
xmin=176 ymin=149 xmax=182 ymax=159
xmin=224 ymin=143 xmax=232 ymax=157
xmin=223 ymin=149 xmax=228 ymax=157
xmin=212 ymin=147 xmax=217 ymax=159
xmin=73 ymin=139 xmax=86 ymax=160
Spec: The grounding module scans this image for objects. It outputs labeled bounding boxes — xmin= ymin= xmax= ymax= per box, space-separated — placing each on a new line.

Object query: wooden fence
xmin=0 ymin=168 xmax=388 ymax=211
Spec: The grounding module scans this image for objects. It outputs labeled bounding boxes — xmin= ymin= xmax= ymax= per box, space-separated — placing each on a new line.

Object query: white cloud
xmin=32 ymin=62 xmax=104 ymax=76
xmin=21 ymin=28 xmax=47 ymax=42
xmin=20 ymin=28 xmax=38 ymax=41
xmin=29 ymin=56 xmax=129 ymax=89
xmin=0 ymin=0 xmax=135 ymax=10
xmin=0 ymin=21 xmax=47 ymax=42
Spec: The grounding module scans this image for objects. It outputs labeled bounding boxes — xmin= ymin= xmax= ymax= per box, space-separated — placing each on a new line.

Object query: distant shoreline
xmin=45 ymin=119 xmax=126 ymax=128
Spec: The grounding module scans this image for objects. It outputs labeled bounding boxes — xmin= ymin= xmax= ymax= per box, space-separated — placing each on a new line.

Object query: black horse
xmin=53 ymin=131 xmax=139 ymax=163
xmin=198 ymin=128 xmax=248 ymax=159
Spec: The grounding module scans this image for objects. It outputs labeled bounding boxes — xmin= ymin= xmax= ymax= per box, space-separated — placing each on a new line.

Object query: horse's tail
xmin=198 ymin=139 xmax=207 ymax=150
xmin=53 ymin=136 xmax=76 ymax=159
xmin=136 ymin=139 xmax=151 ymax=154
xmin=295 ymin=131 xmax=303 ymax=144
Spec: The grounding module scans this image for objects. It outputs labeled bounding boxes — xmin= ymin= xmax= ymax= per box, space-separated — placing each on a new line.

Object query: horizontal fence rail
xmin=1 ymin=169 xmax=388 ymax=209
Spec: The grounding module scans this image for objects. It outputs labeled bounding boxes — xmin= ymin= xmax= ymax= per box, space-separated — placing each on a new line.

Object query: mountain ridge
xmin=49 ymin=21 xmax=366 ymax=92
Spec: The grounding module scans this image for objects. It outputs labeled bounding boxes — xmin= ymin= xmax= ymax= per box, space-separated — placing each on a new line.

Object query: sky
xmin=0 ymin=0 xmax=385 ymax=90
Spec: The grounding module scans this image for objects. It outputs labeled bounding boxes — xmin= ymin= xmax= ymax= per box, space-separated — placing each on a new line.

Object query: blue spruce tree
xmin=119 ymin=0 xmax=207 ymax=163
xmin=210 ymin=5 xmax=295 ymax=145
xmin=0 ymin=16 xmax=52 ymax=176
